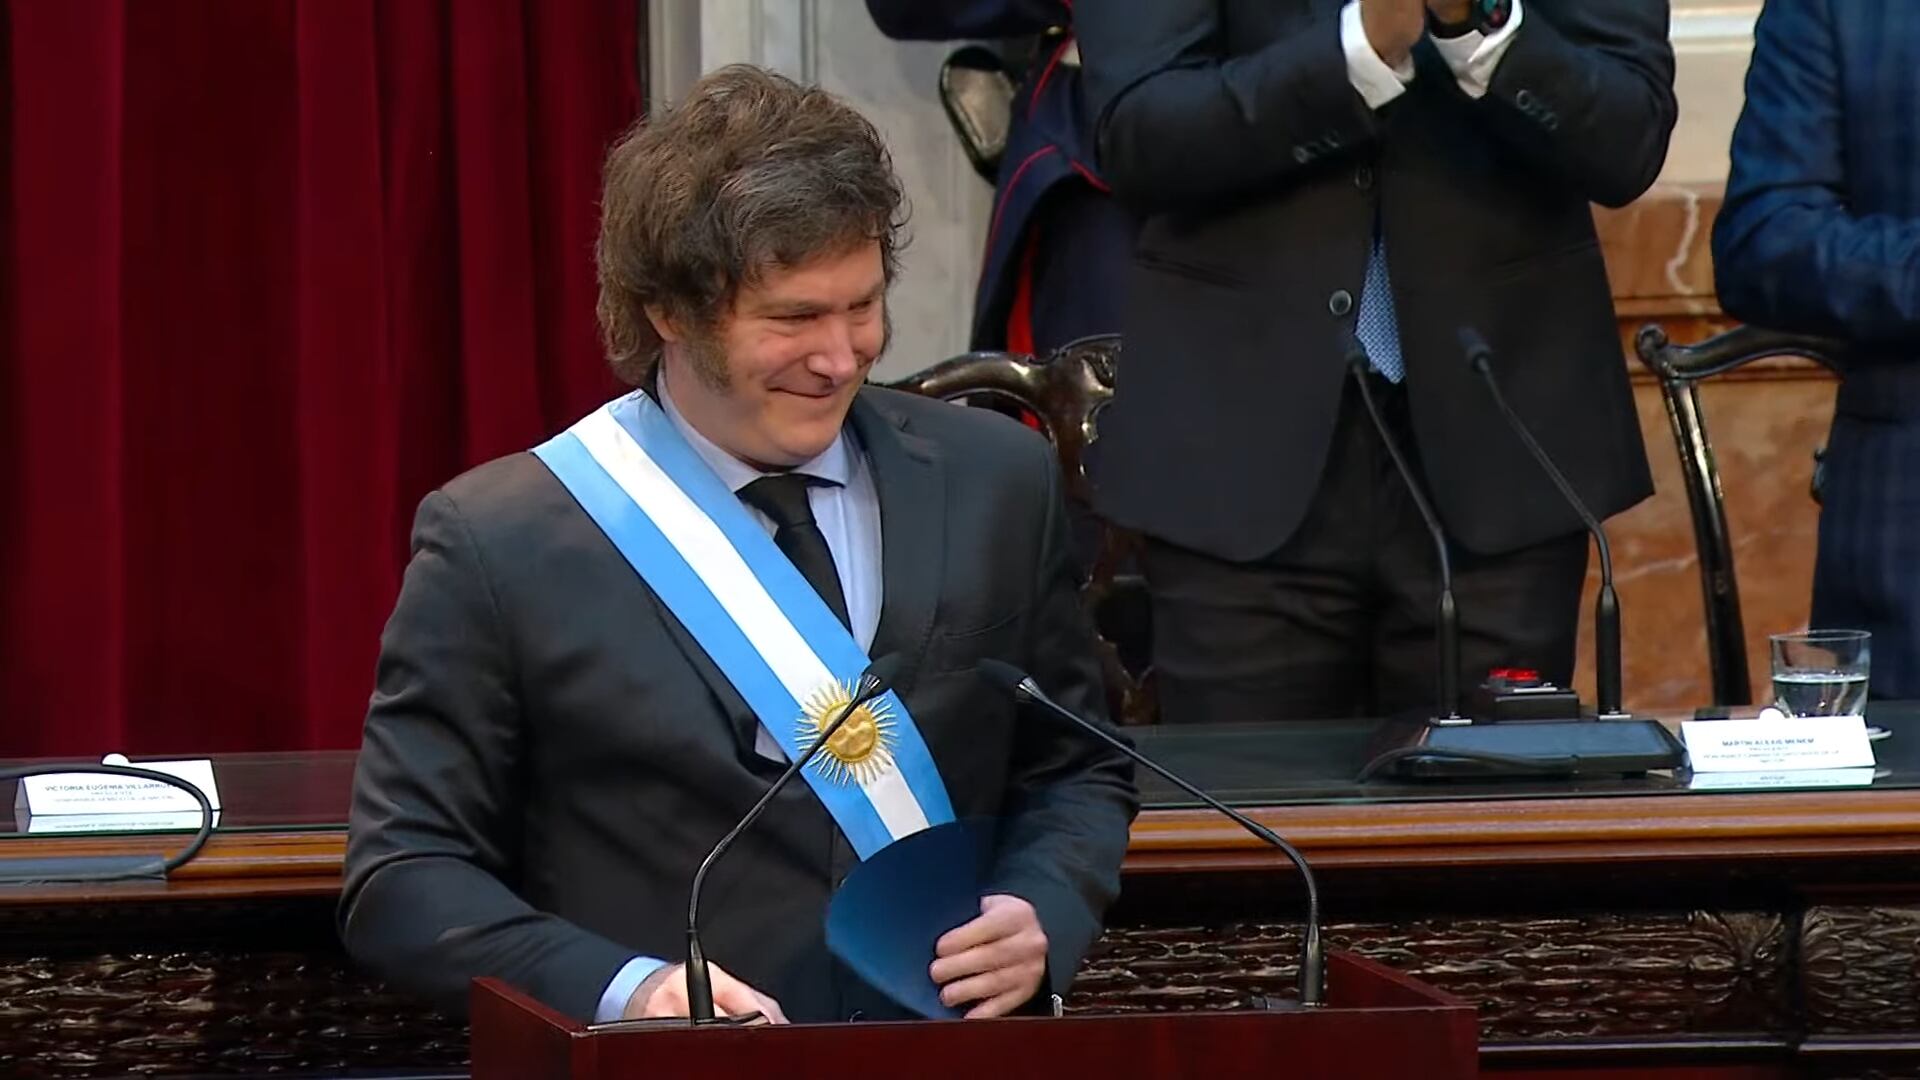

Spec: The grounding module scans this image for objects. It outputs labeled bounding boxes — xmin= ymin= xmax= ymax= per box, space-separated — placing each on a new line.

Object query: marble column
xmin=1664 ymin=1 xmax=1761 ymax=184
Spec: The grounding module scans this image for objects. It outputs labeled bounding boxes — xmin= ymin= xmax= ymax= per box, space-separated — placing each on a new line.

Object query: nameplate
xmin=1680 ymin=715 xmax=1875 ymax=773
xmin=15 ymin=756 xmax=222 ymax=817
xmin=1687 ymin=767 xmax=1878 ymax=791
xmin=17 ymin=809 xmax=222 ymax=834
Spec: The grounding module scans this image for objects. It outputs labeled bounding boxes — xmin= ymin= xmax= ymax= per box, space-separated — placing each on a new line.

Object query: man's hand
xmin=930 ymin=894 xmax=1048 ymax=1019
xmin=1426 ymin=0 xmax=1473 ymax=28
xmin=1361 ymin=0 xmax=1427 ymax=66
xmin=623 ymin=961 xmax=789 ymax=1023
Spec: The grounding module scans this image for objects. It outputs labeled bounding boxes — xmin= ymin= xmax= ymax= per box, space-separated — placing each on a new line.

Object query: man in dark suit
xmin=866 ymin=0 xmax=1133 ymax=354
xmin=1714 ymin=0 xmax=1920 ymax=700
xmin=1076 ymin=0 xmax=1676 ymax=722
xmin=339 ymin=65 xmax=1137 ymax=1026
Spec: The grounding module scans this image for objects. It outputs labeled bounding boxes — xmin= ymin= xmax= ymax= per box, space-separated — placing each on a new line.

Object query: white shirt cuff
xmin=596 ymin=955 xmax=670 ymax=1022
xmin=1429 ymin=0 xmax=1525 ymax=100
xmin=1340 ymin=1 xmax=1415 ymax=111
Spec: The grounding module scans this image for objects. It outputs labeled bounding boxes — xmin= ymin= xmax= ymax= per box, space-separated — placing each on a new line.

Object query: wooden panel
xmin=1126 ymin=791 xmax=1920 ymax=872
xmin=8 ymin=787 xmax=1920 ymax=908
xmin=468 ymin=958 xmax=1478 ymax=1080
xmin=0 ymin=830 xmax=345 ymax=905
xmin=470 ymin=978 xmax=575 ymax=1080
xmin=7 ymin=787 xmax=1920 ymax=907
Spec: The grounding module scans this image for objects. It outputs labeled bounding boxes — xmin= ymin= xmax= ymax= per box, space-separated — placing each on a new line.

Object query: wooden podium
xmin=470 ymin=951 xmax=1477 ymax=1079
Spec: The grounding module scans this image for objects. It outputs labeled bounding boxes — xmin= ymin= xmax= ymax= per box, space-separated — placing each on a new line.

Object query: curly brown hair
xmin=594 ymin=65 xmax=907 ymax=386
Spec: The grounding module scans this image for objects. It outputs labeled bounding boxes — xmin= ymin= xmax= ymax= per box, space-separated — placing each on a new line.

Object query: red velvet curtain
xmin=1 ymin=0 xmax=640 ymax=757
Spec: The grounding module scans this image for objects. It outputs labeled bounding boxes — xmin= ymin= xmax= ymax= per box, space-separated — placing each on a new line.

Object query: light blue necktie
xmin=1356 ymin=236 xmax=1405 ymax=383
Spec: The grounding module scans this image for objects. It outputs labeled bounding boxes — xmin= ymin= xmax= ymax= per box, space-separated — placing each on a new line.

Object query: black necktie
xmin=739 ymin=474 xmax=852 ymax=630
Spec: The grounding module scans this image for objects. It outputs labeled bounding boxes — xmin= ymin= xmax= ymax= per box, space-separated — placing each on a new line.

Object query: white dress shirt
xmin=1340 ymin=0 xmax=1527 ymax=108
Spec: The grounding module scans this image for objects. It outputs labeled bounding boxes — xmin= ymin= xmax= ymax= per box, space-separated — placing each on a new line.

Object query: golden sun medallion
xmin=796 ymin=678 xmax=898 ymax=786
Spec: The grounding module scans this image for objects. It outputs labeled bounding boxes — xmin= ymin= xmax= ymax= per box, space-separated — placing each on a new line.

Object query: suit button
xmin=1329 ymin=289 xmax=1354 ymax=316
xmin=1515 ymin=88 xmax=1535 ymax=108
xmin=1293 ymin=145 xmax=1313 ymax=164
xmin=1355 ymin=164 xmax=1375 ymax=191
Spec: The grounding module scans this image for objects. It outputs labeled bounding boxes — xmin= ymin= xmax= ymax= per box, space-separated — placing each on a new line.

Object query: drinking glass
xmin=1770 ymin=629 xmax=1872 ymax=724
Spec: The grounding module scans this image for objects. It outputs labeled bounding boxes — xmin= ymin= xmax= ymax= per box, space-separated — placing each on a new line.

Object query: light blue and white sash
xmin=532 ymin=392 xmax=953 ymax=860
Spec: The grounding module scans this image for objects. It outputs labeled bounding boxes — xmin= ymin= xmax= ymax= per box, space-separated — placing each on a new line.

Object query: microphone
xmin=975 ymin=660 xmax=1325 ymax=1007
xmin=1462 ymin=327 xmax=1622 ymax=718
xmin=684 ymin=653 xmax=904 ymax=1023
xmin=1354 ymin=332 xmax=1685 ymax=779
xmin=1343 ymin=332 xmax=1464 ymax=724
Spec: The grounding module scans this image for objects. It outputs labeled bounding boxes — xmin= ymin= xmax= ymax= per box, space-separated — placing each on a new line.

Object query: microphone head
xmin=1340 ymin=327 xmax=1371 ymax=372
xmin=858 ymin=653 xmax=905 ymax=697
xmin=1458 ymin=326 xmax=1494 ymax=371
xmin=974 ymin=659 xmax=1033 ymax=699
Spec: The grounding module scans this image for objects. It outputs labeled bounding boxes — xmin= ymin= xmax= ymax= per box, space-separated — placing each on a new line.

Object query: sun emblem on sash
xmin=796 ymin=678 xmax=898 ymax=786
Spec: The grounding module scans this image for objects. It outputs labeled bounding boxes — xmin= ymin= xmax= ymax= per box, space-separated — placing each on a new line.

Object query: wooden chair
xmin=886 ymin=334 xmax=1156 ymax=725
xmin=1632 ymin=323 xmax=1843 ymax=706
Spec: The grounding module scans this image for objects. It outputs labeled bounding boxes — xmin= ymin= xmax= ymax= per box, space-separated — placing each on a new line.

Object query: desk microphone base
xmin=1362 ymin=715 xmax=1686 ymax=780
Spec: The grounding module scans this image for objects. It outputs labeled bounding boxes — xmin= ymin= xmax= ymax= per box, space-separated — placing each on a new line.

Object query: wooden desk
xmin=5 ymin=726 xmax=1920 ymax=1078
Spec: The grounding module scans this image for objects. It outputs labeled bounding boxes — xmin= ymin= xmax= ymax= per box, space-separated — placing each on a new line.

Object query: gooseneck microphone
xmin=1358 ymin=331 xmax=1683 ymax=779
xmin=1461 ymin=327 xmax=1623 ymax=718
xmin=685 ymin=653 xmax=904 ymax=1023
xmin=1344 ymin=331 xmax=1464 ymax=724
xmin=975 ymin=660 xmax=1326 ymax=1007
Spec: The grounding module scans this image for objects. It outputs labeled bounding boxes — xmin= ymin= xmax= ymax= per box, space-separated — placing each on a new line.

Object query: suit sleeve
xmin=1712 ymin=0 xmax=1920 ymax=343
xmin=1473 ymin=0 xmax=1676 ymax=208
xmin=1078 ymin=0 xmax=1379 ymax=210
xmin=865 ymin=0 xmax=1064 ymax=41
xmin=987 ymin=434 xmax=1140 ymax=995
xmin=338 ymin=491 xmax=639 ymax=1022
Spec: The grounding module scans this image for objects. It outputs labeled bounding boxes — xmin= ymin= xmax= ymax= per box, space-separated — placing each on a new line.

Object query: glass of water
xmin=1770 ymin=629 xmax=1871 ymax=718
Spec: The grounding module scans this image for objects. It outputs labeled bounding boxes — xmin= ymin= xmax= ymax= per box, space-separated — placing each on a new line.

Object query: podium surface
xmin=470 ymin=951 xmax=1477 ymax=1080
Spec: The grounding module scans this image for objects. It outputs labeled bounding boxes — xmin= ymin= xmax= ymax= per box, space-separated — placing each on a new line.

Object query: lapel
xmin=642 ymin=587 xmax=767 ymax=764
xmin=612 ymin=379 xmax=763 ymax=760
xmin=848 ymin=389 xmax=946 ymax=700
xmin=629 ymin=389 xmax=949 ymax=760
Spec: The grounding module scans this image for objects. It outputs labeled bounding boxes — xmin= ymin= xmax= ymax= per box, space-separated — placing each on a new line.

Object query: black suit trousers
xmin=1142 ymin=374 xmax=1589 ymax=723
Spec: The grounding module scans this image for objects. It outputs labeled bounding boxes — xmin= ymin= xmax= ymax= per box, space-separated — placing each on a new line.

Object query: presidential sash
xmin=532 ymin=392 xmax=954 ymax=860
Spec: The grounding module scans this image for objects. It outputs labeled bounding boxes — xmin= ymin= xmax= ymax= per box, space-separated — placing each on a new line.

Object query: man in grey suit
xmin=339 ymin=65 xmax=1137 ymax=1026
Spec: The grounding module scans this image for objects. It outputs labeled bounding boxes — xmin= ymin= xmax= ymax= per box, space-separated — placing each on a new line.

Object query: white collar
xmin=656 ymin=367 xmax=854 ymax=493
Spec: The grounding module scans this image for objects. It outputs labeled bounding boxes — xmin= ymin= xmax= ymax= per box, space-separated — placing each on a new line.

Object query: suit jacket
xmin=1076 ymin=0 xmax=1676 ymax=560
xmin=867 ymin=0 xmax=1133 ymax=351
xmin=1713 ymin=0 xmax=1920 ymax=421
xmin=338 ymin=388 xmax=1139 ymax=1024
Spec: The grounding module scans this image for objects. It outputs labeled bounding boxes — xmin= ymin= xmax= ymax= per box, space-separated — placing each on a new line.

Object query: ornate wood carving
xmin=1073 ymin=911 xmax=1792 ymax=1043
xmin=1803 ymin=905 xmax=1920 ymax=1036
xmin=2 ymin=900 xmax=1918 ymax=1073
xmin=0 ymin=896 xmax=466 ymax=1078
xmin=0 ymin=946 xmax=466 ymax=1077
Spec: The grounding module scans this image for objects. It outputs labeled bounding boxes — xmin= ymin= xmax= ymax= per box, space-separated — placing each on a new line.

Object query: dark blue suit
xmin=867 ymin=0 xmax=1132 ymax=352
xmin=1713 ymin=0 xmax=1920 ymax=699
